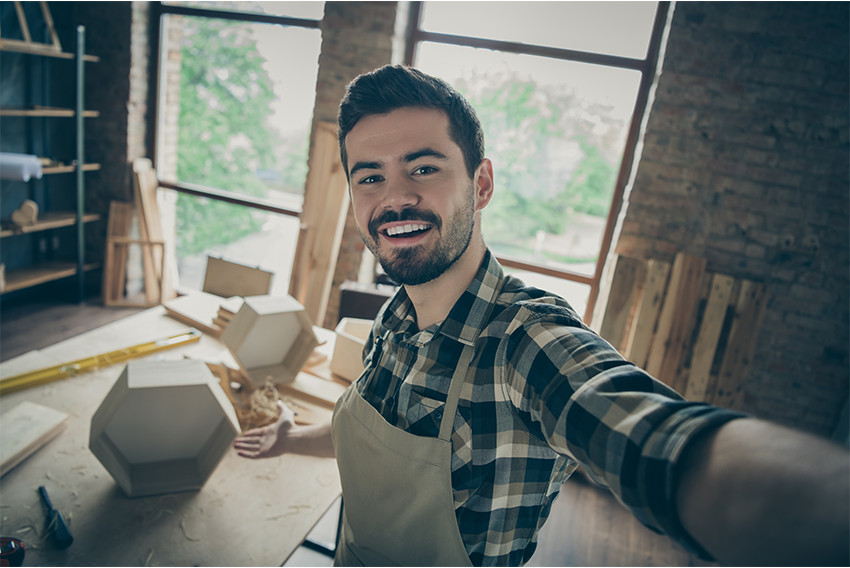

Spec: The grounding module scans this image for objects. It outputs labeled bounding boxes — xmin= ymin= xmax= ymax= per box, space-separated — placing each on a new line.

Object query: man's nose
xmin=380 ymin=178 xmax=420 ymax=211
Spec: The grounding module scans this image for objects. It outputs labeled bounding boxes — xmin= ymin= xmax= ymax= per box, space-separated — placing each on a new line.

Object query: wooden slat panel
xmin=597 ymin=255 xmax=646 ymax=353
xmin=684 ymin=273 xmax=735 ymax=401
xmin=645 ymin=253 xmax=707 ymax=389
xmin=711 ymin=280 xmax=768 ymax=410
xmin=102 ymin=201 xmax=132 ymax=304
xmin=624 ymin=259 xmax=671 ymax=367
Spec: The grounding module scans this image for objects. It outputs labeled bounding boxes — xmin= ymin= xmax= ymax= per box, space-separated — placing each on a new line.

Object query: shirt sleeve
xmin=497 ymin=304 xmax=747 ymax=559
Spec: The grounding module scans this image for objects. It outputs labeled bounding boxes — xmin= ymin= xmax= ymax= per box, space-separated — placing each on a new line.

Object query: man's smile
xmin=380 ymin=222 xmax=434 ymax=239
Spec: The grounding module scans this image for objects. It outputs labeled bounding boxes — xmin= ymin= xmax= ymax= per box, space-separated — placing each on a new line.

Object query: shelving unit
xmin=0 ymin=17 xmax=100 ymax=302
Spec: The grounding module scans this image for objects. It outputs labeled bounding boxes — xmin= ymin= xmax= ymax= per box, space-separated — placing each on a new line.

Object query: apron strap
xmin=438 ymin=342 xmax=475 ymax=441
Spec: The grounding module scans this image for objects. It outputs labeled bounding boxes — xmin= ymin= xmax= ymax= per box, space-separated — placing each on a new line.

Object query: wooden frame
xmin=103 ymin=237 xmax=165 ymax=308
xmin=89 ymin=359 xmax=241 ymax=498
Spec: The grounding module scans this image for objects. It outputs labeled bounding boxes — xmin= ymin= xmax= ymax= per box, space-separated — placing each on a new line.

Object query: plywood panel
xmin=203 ymin=256 xmax=273 ymax=299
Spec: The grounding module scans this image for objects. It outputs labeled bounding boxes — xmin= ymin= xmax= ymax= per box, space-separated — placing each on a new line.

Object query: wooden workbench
xmin=0 ymin=307 xmax=341 ymax=566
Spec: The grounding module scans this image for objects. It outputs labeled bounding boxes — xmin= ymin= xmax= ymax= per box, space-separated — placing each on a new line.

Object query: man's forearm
xmin=289 ymin=420 xmax=336 ymax=459
xmin=676 ymin=418 xmax=850 ymax=566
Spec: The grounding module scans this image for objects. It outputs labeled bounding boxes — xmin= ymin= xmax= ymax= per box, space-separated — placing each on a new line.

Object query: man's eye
xmin=413 ymin=166 xmax=437 ymax=175
xmin=358 ymin=175 xmax=382 ymax=185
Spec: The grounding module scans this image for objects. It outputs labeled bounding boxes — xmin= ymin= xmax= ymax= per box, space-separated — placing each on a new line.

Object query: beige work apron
xmin=331 ymin=340 xmax=475 ymax=567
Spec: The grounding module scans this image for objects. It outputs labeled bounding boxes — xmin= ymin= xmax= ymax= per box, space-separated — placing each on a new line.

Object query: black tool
xmin=38 ymin=486 xmax=73 ymax=549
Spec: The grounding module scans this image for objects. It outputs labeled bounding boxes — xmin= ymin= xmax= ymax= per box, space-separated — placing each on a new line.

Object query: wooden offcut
xmin=163 ymin=290 xmax=243 ymax=338
xmin=0 ymin=401 xmax=68 ymax=476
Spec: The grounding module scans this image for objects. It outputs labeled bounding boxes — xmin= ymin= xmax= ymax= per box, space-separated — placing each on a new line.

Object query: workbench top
xmin=0 ymin=307 xmax=341 ymax=566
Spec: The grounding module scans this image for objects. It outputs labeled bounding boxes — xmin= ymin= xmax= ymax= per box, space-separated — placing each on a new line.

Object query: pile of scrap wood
xmin=102 ymin=158 xmax=175 ymax=307
xmin=595 ymin=252 xmax=768 ymax=411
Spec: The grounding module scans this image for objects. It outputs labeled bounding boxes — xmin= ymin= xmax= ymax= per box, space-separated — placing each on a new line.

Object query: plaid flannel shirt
xmin=355 ymin=249 xmax=744 ymax=566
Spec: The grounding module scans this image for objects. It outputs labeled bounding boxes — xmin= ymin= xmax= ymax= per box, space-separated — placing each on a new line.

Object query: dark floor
xmin=0 ymin=296 xmax=714 ymax=567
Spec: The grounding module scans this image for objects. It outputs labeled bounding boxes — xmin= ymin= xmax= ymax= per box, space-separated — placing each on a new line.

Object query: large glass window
xmin=409 ymin=1 xmax=664 ymax=320
xmin=155 ymin=2 xmax=322 ymax=293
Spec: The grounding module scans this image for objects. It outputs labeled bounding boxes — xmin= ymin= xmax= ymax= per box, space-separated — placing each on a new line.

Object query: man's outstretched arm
xmin=676 ymin=418 xmax=850 ymax=566
xmin=234 ymin=400 xmax=335 ymax=459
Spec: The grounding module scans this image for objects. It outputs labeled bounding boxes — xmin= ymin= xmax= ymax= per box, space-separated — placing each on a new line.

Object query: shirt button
xmin=386 ymin=397 xmax=395 ymax=409
xmin=435 ymin=410 xmax=443 ymax=420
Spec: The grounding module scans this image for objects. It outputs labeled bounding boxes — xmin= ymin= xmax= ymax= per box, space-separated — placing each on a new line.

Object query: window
xmin=407 ymin=1 xmax=666 ymax=320
xmin=153 ymin=1 xmax=323 ymax=294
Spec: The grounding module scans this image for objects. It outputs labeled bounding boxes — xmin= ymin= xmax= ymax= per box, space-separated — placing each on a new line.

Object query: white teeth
xmin=387 ymin=223 xmax=428 ymax=236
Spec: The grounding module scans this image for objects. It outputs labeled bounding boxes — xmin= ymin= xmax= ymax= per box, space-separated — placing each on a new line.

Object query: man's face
xmin=345 ymin=107 xmax=479 ymax=287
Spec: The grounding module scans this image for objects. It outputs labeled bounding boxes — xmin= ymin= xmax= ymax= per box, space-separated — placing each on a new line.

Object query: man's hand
xmin=234 ymin=400 xmax=336 ymax=459
xmin=234 ymin=400 xmax=296 ymax=459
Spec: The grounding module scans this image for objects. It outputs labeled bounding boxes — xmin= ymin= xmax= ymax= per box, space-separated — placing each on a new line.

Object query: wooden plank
xmin=596 ymin=255 xmax=646 ymax=353
xmin=0 ymin=211 xmax=101 ymax=237
xmin=683 ymin=273 xmax=735 ymax=401
xmin=645 ymin=253 xmax=707 ymax=389
xmin=711 ymin=280 xmax=768 ymax=410
xmin=278 ymin=371 xmax=348 ymax=409
xmin=102 ymin=201 xmax=132 ymax=304
xmin=0 ymin=108 xmax=99 ymax=117
xmin=163 ymin=290 xmax=243 ymax=338
xmin=133 ymin=160 xmax=158 ymax=305
xmin=1 ymin=401 xmax=68 ymax=476
xmin=289 ymin=121 xmax=350 ymax=327
xmin=41 ymin=163 xmax=101 ymax=174
xmin=624 ymin=259 xmax=671 ymax=367
xmin=203 ymin=256 xmax=273 ymax=299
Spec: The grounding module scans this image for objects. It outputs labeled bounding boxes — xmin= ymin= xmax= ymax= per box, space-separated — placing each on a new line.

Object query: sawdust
xmin=208 ymin=364 xmax=283 ymax=430
xmin=180 ymin=518 xmax=201 ymax=542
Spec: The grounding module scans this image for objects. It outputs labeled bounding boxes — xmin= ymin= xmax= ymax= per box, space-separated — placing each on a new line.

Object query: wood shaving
xmin=208 ymin=364 xmax=284 ymax=430
xmin=180 ymin=518 xmax=201 ymax=542
xmin=144 ymin=549 xmax=154 ymax=567
xmin=45 ymin=471 xmax=66 ymax=486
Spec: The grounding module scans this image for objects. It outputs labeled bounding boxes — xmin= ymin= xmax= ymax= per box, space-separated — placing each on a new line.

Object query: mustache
xmin=368 ymin=208 xmax=442 ymax=240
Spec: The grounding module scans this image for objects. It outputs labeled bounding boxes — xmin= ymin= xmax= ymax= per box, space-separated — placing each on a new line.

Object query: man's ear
xmin=473 ymin=158 xmax=494 ymax=212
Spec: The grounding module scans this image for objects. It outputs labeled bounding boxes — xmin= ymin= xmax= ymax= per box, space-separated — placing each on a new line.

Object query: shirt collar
xmin=380 ymin=249 xmax=506 ymax=346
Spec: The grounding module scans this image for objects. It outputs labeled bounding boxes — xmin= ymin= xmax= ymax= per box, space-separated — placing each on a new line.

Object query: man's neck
xmin=404 ymin=238 xmax=486 ymax=331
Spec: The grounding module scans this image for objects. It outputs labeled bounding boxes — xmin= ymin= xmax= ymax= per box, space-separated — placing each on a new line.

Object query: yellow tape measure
xmin=0 ymin=328 xmax=202 ymax=396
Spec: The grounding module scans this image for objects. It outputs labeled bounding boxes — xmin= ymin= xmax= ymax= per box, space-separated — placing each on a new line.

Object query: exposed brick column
xmin=306 ymin=1 xmax=401 ymax=328
xmin=615 ymin=2 xmax=849 ymax=436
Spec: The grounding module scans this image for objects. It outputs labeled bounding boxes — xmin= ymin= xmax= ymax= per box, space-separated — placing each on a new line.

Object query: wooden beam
xmin=289 ymin=121 xmax=350 ymax=328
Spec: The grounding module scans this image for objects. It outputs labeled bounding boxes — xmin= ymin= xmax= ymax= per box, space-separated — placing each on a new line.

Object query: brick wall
xmin=616 ymin=2 xmax=849 ymax=436
xmin=309 ymin=1 xmax=401 ymax=327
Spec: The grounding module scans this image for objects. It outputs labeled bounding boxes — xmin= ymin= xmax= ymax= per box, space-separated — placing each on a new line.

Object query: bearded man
xmin=235 ymin=65 xmax=850 ymax=567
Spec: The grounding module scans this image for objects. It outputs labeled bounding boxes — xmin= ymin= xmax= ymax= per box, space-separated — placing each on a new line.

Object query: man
xmin=235 ymin=65 xmax=849 ymax=567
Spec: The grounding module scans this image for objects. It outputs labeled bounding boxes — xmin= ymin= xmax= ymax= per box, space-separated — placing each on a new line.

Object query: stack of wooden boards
xmin=595 ymin=252 xmax=768 ymax=411
xmin=164 ymin=290 xmax=243 ymax=338
xmin=102 ymin=158 xmax=175 ymax=307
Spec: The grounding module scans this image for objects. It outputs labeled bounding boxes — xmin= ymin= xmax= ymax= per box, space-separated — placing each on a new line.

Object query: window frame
xmin=149 ymin=1 xmax=323 ymax=220
xmin=404 ymin=1 xmax=670 ymax=321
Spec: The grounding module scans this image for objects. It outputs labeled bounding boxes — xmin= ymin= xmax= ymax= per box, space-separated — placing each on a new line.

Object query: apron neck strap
xmin=438 ymin=342 xmax=475 ymax=441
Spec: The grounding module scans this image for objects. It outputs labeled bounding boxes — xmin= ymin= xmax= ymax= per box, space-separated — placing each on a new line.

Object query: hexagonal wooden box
xmin=89 ymin=359 xmax=241 ymax=498
xmin=221 ymin=294 xmax=318 ymax=386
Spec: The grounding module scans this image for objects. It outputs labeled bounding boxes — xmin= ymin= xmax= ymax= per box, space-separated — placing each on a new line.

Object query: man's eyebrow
xmin=403 ymin=148 xmax=449 ymax=163
xmin=349 ymin=160 xmax=383 ymax=177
